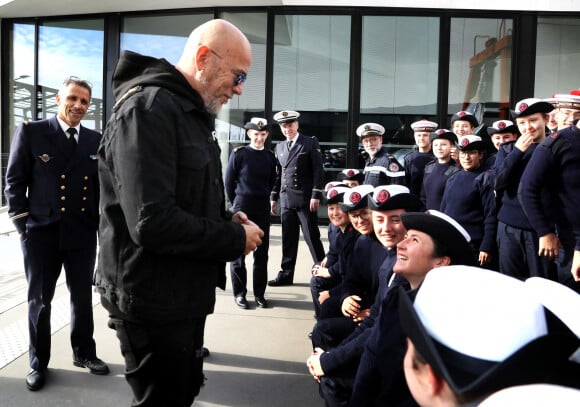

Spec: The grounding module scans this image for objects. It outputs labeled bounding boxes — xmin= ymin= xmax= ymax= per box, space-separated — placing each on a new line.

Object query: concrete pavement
xmin=0 ymin=209 xmax=323 ymax=406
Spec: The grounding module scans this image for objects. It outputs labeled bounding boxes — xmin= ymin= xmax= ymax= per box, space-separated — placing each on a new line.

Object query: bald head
xmin=176 ymin=19 xmax=252 ymax=113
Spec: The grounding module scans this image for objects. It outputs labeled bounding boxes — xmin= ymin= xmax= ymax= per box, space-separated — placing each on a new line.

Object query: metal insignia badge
xmin=350 ymin=192 xmax=361 ymax=204
xmin=377 ymin=189 xmax=390 ymax=203
xmin=39 ymin=154 xmax=52 ymax=162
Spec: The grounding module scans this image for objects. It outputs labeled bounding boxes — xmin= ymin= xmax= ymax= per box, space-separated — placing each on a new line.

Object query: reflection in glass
xmin=121 ymin=14 xmax=212 ymax=64
xmin=535 ymin=17 xmax=580 ymax=98
xmin=38 ymin=20 xmax=104 ymax=131
xmin=272 ymin=14 xmax=350 ymax=183
xmin=448 ymin=18 xmax=512 ymax=122
xmin=8 ymin=23 xmax=35 ymax=140
xmin=361 ymin=16 xmax=439 ymax=116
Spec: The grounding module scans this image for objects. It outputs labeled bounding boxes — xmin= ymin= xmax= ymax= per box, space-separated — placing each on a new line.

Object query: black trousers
xmin=108 ymin=315 xmax=207 ymax=407
xmin=21 ymin=225 xmax=97 ymax=370
xmin=230 ymin=211 xmax=270 ymax=298
xmin=279 ymin=206 xmax=325 ymax=281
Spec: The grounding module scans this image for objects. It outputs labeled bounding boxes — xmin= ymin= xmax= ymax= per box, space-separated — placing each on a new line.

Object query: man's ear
xmin=425 ymin=363 xmax=446 ymax=397
xmin=195 ymin=45 xmax=211 ymax=71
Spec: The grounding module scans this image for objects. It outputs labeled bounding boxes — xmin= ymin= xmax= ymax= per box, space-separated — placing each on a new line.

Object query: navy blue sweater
xmin=319 ymin=251 xmax=399 ymax=374
xmin=404 ymin=150 xmax=435 ymax=196
xmin=339 ymin=234 xmax=389 ymax=310
xmin=420 ymin=159 xmax=461 ymax=210
xmin=225 ymin=145 xmax=277 ymax=215
xmin=493 ymin=141 xmax=540 ymax=230
xmin=520 ymin=124 xmax=580 ymax=250
xmin=440 ymin=167 xmax=497 ymax=253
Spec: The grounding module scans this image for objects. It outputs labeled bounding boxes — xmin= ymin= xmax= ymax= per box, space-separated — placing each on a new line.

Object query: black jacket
xmin=95 ymin=51 xmax=246 ymax=321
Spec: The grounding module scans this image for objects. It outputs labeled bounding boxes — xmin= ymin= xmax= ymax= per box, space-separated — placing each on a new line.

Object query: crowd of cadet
xmin=227 ymin=90 xmax=580 ymax=406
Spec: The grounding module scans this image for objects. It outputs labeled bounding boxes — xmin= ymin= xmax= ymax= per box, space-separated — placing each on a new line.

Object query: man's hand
xmin=312 ymin=264 xmax=331 ymax=278
xmin=479 ymin=251 xmax=491 ymax=265
xmin=353 ymin=308 xmax=370 ymax=323
xmin=572 ymin=250 xmax=580 ymax=282
xmin=539 ymin=233 xmax=561 ymax=258
xmin=231 ymin=211 xmax=249 ymax=224
xmin=270 ymin=201 xmax=277 ymax=215
xmin=341 ymin=295 xmax=361 ymax=318
xmin=515 ymin=132 xmax=533 ymax=152
xmin=309 ymin=198 xmax=320 ymax=212
xmin=318 ymin=290 xmax=330 ymax=305
xmin=242 ymin=221 xmax=264 ymax=255
xmin=306 ymin=347 xmax=325 ymax=381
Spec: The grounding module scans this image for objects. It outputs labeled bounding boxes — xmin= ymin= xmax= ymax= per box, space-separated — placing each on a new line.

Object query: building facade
xmin=1 ymin=1 xmax=579 ymax=203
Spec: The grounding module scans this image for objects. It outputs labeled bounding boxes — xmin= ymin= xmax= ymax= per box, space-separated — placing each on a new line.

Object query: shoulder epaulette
xmin=232 ymin=146 xmax=244 ymax=153
xmin=23 ymin=120 xmax=30 ymax=126
xmin=113 ymin=85 xmax=143 ymax=111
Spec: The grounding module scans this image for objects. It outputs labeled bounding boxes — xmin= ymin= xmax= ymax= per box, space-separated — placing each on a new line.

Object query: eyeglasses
xmin=361 ymin=136 xmax=381 ymax=145
xmin=559 ymin=108 xmax=580 ymax=118
xmin=210 ymin=49 xmax=247 ymax=86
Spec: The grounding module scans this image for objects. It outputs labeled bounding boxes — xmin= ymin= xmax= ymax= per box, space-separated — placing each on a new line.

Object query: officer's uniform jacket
xmin=5 ymin=115 xmax=100 ymax=249
xmin=363 ymin=147 xmax=406 ymax=187
xmin=271 ymin=133 xmax=324 ymax=208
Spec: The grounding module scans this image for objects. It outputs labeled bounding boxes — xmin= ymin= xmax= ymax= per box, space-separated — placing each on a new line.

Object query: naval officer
xmin=269 ymin=110 xmax=326 ymax=286
xmin=5 ymin=76 xmax=109 ymax=391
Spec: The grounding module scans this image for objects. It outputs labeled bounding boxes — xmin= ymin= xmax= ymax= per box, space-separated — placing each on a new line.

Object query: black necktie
xmin=66 ymin=128 xmax=77 ymax=156
xmin=287 ymin=140 xmax=293 ymax=150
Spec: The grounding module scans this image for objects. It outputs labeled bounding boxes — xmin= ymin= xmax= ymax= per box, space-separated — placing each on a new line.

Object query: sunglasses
xmin=210 ymin=49 xmax=247 ymax=86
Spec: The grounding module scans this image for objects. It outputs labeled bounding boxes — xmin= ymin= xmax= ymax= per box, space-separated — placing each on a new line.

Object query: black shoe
xmin=268 ymin=275 xmax=293 ymax=287
xmin=255 ymin=296 xmax=268 ymax=308
xmin=26 ymin=369 xmax=46 ymax=391
xmin=235 ymin=296 xmax=249 ymax=309
xmin=73 ymin=357 xmax=110 ymax=375
xmin=202 ymin=347 xmax=210 ymax=358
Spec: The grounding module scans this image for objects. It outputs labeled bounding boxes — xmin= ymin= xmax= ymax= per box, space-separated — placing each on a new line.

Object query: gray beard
xmin=200 ymin=75 xmax=221 ymax=115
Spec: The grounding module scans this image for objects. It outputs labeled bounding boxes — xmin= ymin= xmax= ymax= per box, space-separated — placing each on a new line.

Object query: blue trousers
xmin=496 ymin=221 xmax=554 ymax=280
xmin=22 ymin=224 xmax=97 ymax=370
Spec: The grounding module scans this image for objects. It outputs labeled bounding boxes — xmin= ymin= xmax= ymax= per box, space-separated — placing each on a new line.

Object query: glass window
xmin=272 ymin=14 xmax=351 ymax=184
xmin=7 ymin=23 xmax=35 ymax=142
xmin=360 ymin=16 xmax=439 ymax=151
xmin=216 ymin=12 xmax=268 ymax=171
xmin=448 ymin=18 xmax=513 ymax=124
xmin=38 ymin=20 xmax=105 ymax=131
xmin=121 ymin=14 xmax=212 ymax=64
xmin=535 ymin=17 xmax=580 ymax=97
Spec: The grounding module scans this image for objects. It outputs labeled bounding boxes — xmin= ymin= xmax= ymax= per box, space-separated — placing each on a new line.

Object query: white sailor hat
xmin=329 ymin=148 xmax=340 ymax=154
xmin=451 ymin=111 xmax=479 ymax=127
xmin=340 ymin=184 xmax=374 ymax=212
xmin=511 ymin=98 xmax=554 ymax=119
xmin=326 ymin=185 xmax=351 ymax=205
xmin=356 ymin=123 xmax=385 ymax=138
xmin=399 ymin=266 xmax=579 ymax=398
xmin=487 ymin=120 xmax=517 ymax=136
xmin=367 ymin=185 xmax=423 ymax=212
xmin=411 ymin=119 xmax=438 ymax=133
xmin=244 ymin=117 xmax=270 ymax=131
xmin=336 ymin=168 xmax=364 ymax=183
xmin=324 ymin=181 xmax=346 ymax=191
xmin=400 ymin=210 xmax=474 ymax=266
xmin=551 ymin=90 xmax=580 ymax=110
xmin=429 ymin=129 xmax=457 ymax=143
xmin=273 ymin=110 xmax=300 ymax=124
xmin=456 ymin=134 xmax=485 ymax=151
